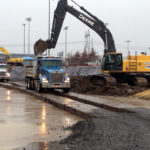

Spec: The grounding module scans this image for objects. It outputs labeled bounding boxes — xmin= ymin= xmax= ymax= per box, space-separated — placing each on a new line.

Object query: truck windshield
xmin=0 ymin=65 xmax=6 ymax=69
xmin=41 ymin=60 xmax=62 ymax=67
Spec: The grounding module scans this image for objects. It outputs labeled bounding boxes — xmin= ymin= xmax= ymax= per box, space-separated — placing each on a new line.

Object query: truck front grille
xmin=51 ymin=72 xmax=64 ymax=82
xmin=0 ymin=72 xmax=6 ymax=76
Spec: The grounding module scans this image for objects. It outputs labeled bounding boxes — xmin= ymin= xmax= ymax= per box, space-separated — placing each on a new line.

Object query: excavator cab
xmin=102 ymin=53 xmax=123 ymax=71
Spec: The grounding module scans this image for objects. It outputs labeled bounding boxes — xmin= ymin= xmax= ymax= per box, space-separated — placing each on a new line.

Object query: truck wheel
xmin=3 ymin=79 xmax=8 ymax=83
xmin=36 ymin=82 xmax=43 ymax=93
xmin=25 ymin=78 xmax=27 ymax=88
xmin=30 ymin=79 xmax=34 ymax=90
xmin=26 ymin=78 xmax=29 ymax=89
xmin=28 ymin=78 xmax=33 ymax=90
xmin=63 ymin=88 xmax=70 ymax=93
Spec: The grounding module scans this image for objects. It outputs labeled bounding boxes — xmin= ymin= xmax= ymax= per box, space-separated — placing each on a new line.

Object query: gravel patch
xmin=48 ymin=108 xmax=150 ymax=150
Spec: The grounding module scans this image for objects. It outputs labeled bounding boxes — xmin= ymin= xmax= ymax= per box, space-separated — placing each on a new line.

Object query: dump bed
xmin=25 ymin=60 xmax=37 ymax=79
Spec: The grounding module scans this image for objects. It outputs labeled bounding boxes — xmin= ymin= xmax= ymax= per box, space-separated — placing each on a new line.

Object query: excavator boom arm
xmin=66 ymin=5 xmax=116 ymax=53
xmin=34 ymin=0 xmax=116 ymax=55
xmin=0 ymin=47 xmax=9 ymax=55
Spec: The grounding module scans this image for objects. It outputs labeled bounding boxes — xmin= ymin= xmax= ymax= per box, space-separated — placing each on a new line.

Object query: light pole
xmin=22 ymin=23 xmax=26 ymax=54
xmin=64 ymin=26 xmax=69 ymax=61
xmin=26 ymin=17 xmax=32 ymax=54
xmin=67 ymin=52 xmax=70 ymax=67
xmin=126 ymin=40 xmax=131 ymax=51
xmin=48 ymin=0 xmax=51 ymax=56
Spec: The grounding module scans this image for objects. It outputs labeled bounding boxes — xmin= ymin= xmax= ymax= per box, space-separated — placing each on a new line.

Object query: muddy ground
xmin=48 ymin=108 xmax=150 ymax=150
xmin=70 ymin=76 xmax=148 ymax=96
xmin=16 ymin=108 xmax=150 ymax=150
xmin=9 ymin=67 xmax=148 ymax=96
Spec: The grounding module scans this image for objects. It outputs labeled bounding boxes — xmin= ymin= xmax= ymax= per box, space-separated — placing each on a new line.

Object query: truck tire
xmin=25 ymin=79 xmax=27 ymax=89
xmin=26 ymin=78 xmax=31 ymax=89
xmin=30 ymin=79 xmax=34 ymax=90
xmin=36 ymin=81 xmax=43 ymax=93
xmin=63 ymin=88 xmax=70 ymax=93
xmin=28 ymin=78 xmax=33 ymax=90
xmin=25 ymin=78 xmax=29 ymax=89
xmin=3 ymin=79 xmax=8 ymax=83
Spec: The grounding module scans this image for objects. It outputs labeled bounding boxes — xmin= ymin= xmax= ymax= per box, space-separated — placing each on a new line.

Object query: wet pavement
xmin=9 ymin=82 xmax=150 ymax=110
xmin=0 ymin=87 xmax=82 ymax=150
xmin=68 ymin=92 xmax=150 ymax=110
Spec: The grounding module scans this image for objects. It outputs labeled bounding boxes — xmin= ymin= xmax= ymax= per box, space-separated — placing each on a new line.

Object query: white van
xmin=0 ymin=63 xmax=10 ymax=82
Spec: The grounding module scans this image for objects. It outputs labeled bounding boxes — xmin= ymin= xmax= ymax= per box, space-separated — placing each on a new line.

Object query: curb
xmin=54 ymin=91 xmax=133 ymax=113
xmin=0 ymin=83 xmax=93 ymax=119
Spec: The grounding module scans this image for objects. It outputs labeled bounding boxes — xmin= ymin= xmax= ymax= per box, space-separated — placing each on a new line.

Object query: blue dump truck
xmin=25 ymin=56 xmax=70 ymax=93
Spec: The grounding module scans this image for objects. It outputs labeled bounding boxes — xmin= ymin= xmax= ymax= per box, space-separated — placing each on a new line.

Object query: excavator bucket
xmin=34 ymin=39 xmax=49 ymax=56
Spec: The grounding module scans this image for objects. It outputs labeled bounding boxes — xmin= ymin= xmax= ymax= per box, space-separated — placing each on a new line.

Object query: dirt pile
xmin=9 ymin=66 xmax=148 ymax=96
xmin=70 ymin=76 xmax=148 ymax=96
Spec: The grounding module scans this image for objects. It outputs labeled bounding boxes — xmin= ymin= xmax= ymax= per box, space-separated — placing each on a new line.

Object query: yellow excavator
xmin=0 ymin=47 xmax=23 ymax=69
xmin=0 ymin=47 xmax=10 ymax=62
xmin=34 ymin=0 xmax=150 ymax=87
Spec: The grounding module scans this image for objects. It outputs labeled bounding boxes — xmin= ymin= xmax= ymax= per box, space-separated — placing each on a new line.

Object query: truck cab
xmin=25 ymin=57 xmax=70 ymax=93
xmin=0 ymin=63 xmax=10 ymax=82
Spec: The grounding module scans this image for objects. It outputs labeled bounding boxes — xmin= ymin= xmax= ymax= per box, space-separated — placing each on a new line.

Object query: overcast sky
xmin=0 ymin=0 xmax=150 ymax=56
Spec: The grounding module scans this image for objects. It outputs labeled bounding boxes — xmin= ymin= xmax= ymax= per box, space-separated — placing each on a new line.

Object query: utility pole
xmin=126 ymin=40 xmax=131 ymax=51
xmin=26 ymin=17 xmax=32 ymax=54
xmin=88 ymin=30 xmax=90 ymax=52
xmin=64 ymin=26 xmax=69 ymax=61
xmin=67 ymin=52 xmax=70 ymax=67
xmin=91 ymin=38 xmax=93 ymax=49
xmin=48 ymin=0 xmax=51 ymax=56
xmin=84 ymin=30 xmax=90 ymax=53
xmin=22 ymin=23 xmax=26 ymax=54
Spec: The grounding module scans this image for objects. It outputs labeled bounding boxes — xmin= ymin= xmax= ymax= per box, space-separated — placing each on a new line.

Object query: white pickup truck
xmin=0 ymin=63 xmax=10 ymax=82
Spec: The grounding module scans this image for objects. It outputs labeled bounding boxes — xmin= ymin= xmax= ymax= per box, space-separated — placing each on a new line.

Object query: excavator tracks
xmin=91 ymin=75 xmax=117 ymax=87
xmin=134 ymin=77 xmax=149 ymax=87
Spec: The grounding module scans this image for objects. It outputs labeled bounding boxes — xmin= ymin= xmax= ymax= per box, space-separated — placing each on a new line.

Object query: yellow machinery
xmin=0 ymin=47 xmax=23 ymax=67
xmin=7 ymin=58 xmax=23 ymax=64
xmin=0 ymin=47 xmax=9 ymax=55
xmin=123 ymin=53 xmax=150 ymax=72
xmin=99 ymin=52 xmax=150 ymax=87
xmin=0 ymin=47 xmax=9 ymax=61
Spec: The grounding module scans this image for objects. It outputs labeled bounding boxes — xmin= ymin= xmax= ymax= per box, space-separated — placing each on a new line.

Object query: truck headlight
xmin=42 ymin=78 xmax=48 ymax=82
xmin=65 ymin=77 xmax=70 ymax=83
xmin=7 ymin=73 xmax=10 ymax=77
